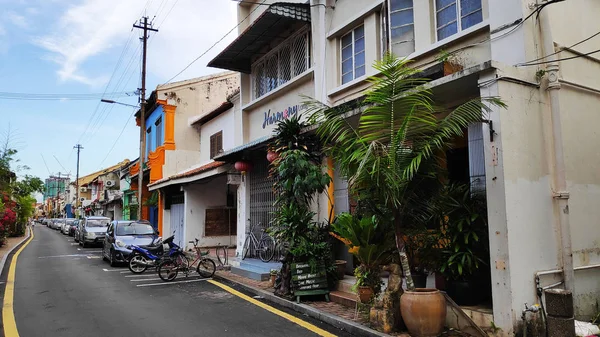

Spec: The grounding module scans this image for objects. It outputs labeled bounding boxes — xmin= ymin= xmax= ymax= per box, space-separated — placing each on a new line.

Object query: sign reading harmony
xmin=262 ymin=104 xmax=306 ymax=129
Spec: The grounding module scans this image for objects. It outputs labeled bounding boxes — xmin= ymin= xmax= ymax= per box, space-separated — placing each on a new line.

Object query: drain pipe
xmin=538 ymin=2 xmax=575 ymax=294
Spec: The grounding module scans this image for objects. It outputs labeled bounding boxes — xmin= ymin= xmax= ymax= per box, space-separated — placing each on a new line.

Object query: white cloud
xmin=34 ymin=0 xmax=238 ymax=87
xmin=7 ymin=11 xmax=28 ymax=29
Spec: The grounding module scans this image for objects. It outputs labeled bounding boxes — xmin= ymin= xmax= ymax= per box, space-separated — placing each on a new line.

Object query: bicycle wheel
xmin=196 ymin=258 xmax=216 ymax=278
xmin=128 ymin=253 xmax=149 ymax=274
xmin=173 ymin=252 xmax=189 ymax=275
xmin=216 ymin=246 xmax=227 ymax=266
xmin=157 ymin=259 xmax=178 ymax=282
xmin=258 ymin=236 xmax=275 ymax=262
xmin=242 ymin=236 xmax=251 ymax=260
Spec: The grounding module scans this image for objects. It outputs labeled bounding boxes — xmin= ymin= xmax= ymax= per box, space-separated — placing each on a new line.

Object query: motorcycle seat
xmin=139 ymin=245 xmax=163 ymax=253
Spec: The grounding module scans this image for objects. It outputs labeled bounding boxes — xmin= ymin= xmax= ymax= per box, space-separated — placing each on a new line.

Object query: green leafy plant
xmin=306 ymin=54 xmax=505 ymax=290
xmin=430 ymin=184 xmax=489 ymax=281
xmin=331 ymin=213 xmax=395 ymax=296
xmin=270 ymin=116 xmax=333 ymax=296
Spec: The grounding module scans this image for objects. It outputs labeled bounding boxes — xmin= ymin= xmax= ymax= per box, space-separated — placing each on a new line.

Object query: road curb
xmin=213 ymin=274 xmax=390 ymax=337
xmin=0 ymin=227 xmax=32 ymax=276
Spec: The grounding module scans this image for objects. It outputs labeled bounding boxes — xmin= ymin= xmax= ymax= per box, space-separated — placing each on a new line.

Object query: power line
xmin=97 ymin=112 xmax=135 ymax=168
xmin=155 ymin=0 xmax=180 ymax=30
xmin=40 ymin=154 xmax=52 ymax=176
xmin=164 ymin=0 xmax=267 ymax=83
xmin=517 ymin=30 xmax=600 ymax=66
xmin=517 ymin=48 xmax=600 ymax=66
xmin=53 ymin=155 xmax=69 ymax=175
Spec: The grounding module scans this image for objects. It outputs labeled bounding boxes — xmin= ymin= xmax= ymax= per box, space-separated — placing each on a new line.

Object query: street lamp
xmin=100 ymin=98 xmax=144 ymax=220
xmin=100 ymin=99 xmax=139 ymax=108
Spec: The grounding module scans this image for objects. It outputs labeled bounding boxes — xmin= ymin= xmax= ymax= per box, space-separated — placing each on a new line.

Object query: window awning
xmin=208 ymin=3 xmax=311 ymax=74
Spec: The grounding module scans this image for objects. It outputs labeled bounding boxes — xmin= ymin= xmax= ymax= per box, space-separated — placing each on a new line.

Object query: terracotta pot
xmin=400 ymin=288 xmax=446 ymax=337
xmin=270 ymin=274 xmax=276 ymax=287
xmin=358 ymin=286 xmax=374 ymax=303
xmin=443 ymin=61 xmax=463 ymax=76
xmin=334 ymin=260 xmax=347 ymax=280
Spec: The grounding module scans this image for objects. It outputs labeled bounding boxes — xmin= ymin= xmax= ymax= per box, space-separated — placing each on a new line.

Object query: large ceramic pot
xmin=400 ymin=288 xmax=446 ymax=337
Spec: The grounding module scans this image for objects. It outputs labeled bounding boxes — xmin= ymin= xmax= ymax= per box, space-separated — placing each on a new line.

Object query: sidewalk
xmin=0 ymin=226 xmax=32 ymax=273
xmin=214 ymin=270 xmax=404 ymax=337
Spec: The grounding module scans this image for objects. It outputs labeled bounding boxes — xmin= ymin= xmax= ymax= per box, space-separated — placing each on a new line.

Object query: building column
xmin=162 ymin=103 xmax=176 ymax=150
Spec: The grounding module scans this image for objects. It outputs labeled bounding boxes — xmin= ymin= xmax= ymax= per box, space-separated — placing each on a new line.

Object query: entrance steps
xmin=229 ymin=257 xmax=281 ymax=281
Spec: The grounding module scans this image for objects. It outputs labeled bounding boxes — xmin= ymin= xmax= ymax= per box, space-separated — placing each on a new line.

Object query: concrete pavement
xmin=1 ymin=225 xmax=354 ymax=337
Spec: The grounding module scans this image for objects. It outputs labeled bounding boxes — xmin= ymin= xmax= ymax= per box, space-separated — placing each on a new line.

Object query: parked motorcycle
xmin=127 ymin=235 xmax=185 ymax=274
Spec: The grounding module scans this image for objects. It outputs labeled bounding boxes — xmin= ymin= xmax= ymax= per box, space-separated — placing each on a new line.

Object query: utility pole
xmin=74 ymin=144 xmax=83 ymax=217
xmin=133 ymin=17 xmax=157 ymax=220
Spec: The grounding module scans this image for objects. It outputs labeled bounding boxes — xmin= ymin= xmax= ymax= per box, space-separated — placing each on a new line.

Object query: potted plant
xmin=352 ymin=265 xmax=381 ymax=303
xmin=269 ymin=269 xmax=278 ymax=287
xmin=334 ymin=260 xmax=347 ymax=280
xmin=403 ymin=227 xmax=442 ymax=288
xmin=331 ymin=213 xmax=395 ymax=303
xmin=437 ymin=49 xmax=464 ymax=76
xmin=434 ymin=184 xmax=490 ymax=306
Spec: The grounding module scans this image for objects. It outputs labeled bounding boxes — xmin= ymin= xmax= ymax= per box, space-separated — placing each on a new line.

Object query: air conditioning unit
xmin=105 ymin=180 xmax=116 ymax=187
xmin=80 ymin=187 xmax=87 ymax=192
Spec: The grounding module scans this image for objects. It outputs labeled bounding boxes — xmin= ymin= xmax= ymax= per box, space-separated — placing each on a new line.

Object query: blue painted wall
xmin=145 ymin=105 xmax=164 ymax=158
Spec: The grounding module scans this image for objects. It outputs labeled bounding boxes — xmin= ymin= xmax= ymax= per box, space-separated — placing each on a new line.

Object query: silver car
xmin=53 ymin=219 xmax=65 ymax=230
xmin=61 ymin=219 xmax=76 ymax=235
xmin=78 ymin=216 xmax=111 ymax=248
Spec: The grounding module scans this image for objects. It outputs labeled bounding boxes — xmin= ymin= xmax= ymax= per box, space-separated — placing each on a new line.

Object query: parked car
xmin=77 ymin=216 xmax=111 ymax=248
xmin=43 ymin=219 xmax=52 ymax=227
xmin=52 ymin=219 xmax=65 ymax=230
xmin=62 ymin=218 xmax=76 ymax=235
xmin=102 ymin=220 xmax=157 ymax=267
xmin=69 ymin=220 xmax=79 ymax=236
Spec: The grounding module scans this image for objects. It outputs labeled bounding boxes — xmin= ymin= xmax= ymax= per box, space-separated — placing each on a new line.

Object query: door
xmin=170 ymin=204 xmax=185 ymax=248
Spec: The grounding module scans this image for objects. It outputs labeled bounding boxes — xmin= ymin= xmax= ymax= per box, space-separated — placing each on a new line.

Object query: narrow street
xmin=1 ymin=227 xmax=352 ymax=337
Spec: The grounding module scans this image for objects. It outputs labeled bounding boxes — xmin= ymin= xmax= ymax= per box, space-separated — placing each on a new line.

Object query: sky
xmin=0 ymin=0 xmax=238 ymax=201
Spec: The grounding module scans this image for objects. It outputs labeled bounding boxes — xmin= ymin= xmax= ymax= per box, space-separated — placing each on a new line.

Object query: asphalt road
xmin=2 ymin=226 xmax=354 ymax=337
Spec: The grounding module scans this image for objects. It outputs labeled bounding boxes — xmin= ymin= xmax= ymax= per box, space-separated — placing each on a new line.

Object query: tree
xmin=307 ymin=54 xmax=506 ymax=289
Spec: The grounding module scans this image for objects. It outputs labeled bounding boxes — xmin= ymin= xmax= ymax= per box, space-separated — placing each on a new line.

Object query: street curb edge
xmin=0 ymin=227 xmax=32 ymax=277
xmin=213 ymin=274 xmax=390 ymax=337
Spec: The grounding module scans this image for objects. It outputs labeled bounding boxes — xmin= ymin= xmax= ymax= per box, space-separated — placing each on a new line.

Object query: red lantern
xmin=266 ymin=150 xmax=279 ymax=163
xmin=234 ymin=160 xmax=253 ymax=173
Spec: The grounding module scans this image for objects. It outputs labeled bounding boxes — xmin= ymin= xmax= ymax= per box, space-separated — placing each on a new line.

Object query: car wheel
xmin=109 ymin=249 xmax=117 ymax=267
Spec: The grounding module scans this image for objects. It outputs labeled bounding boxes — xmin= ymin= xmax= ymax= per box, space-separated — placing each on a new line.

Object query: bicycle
xmin=157 ymin=238 xmax=216 ymax=282
xmin=242 ymin=221 xmax=276 ymax=262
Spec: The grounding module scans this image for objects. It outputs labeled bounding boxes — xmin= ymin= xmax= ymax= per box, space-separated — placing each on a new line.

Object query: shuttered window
xmin=210 ymin=131 xmax=223 ymax=159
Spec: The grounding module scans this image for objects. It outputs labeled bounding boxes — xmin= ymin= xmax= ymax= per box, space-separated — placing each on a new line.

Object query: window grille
xmin=251 ymin=27 xmax=311 ymax=100
xmin=435 ymin=0 xmax=483 ymax=41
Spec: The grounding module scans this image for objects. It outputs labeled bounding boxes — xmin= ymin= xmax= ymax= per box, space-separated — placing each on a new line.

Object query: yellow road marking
xmin=3 ymin=228 xmax=34 ymax=337
xmin=208 ymin=280 xmax=337 ymax=337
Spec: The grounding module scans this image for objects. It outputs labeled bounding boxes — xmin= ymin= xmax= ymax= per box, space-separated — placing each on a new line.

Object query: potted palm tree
xmin=331 ymin=213 xmax=396 ymax=303
xmin=306 ymin=54 xmax=505 ymax=335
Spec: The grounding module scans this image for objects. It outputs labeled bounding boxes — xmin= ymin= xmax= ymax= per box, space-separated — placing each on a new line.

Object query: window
xmin=210 ymin=131 xmax=223 ymax=159
xmin=435 ymin=0 xmax=483 ymax=41
xmin=251 ymin=27 xmax=311 ymax=100
xmin=341 ymin=25 xmax=365 ymax=85
xmin=146 ymin=127 xmax=152 ymax=157
xmin=383 ymin=0 xmax=415 ymax=57
xmin=155 ymin=117 xmax=162 ymax=148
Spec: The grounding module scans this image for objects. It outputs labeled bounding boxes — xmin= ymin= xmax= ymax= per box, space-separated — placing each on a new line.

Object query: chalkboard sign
xmin=291 ymin=263 xmax=330 ymax=303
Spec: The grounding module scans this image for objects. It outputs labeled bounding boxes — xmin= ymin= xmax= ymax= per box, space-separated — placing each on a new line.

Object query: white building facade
xmin=206 ymin=0 xmax=600 ymax=335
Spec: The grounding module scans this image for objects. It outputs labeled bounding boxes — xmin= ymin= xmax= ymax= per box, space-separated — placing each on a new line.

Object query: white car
xmin=62 ymin=219 xmax=76 ymax=235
